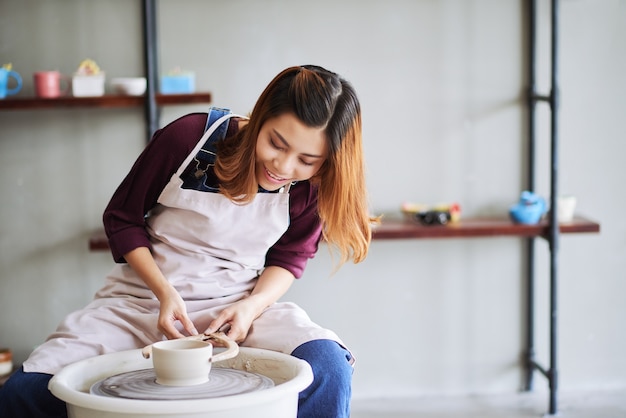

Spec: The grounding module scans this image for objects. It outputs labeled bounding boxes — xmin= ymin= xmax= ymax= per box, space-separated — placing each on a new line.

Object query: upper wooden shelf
xmin=0 ymin=93 xmax=212 ymax=110
xmin=88 ymin=215 xmax=600 ymax=252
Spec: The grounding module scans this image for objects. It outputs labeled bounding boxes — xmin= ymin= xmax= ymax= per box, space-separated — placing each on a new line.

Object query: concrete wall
xmin=1 ymin=0 xmax=624 ymax=400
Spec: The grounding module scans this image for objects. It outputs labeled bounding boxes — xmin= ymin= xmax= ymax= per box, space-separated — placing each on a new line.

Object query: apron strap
xmin=175 ymin=107 xmax=245 ymax=178
xmin=191 ymin=107 xmax=233 ymax=177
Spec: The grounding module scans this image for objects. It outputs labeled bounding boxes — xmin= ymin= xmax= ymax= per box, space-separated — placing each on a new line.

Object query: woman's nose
xmin=273 ymin=154 xmax=294 ymax=176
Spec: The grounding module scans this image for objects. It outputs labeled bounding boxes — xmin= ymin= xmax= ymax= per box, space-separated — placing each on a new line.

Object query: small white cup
xmin=151 ymin=339 xmax=214 ymax=386
xmin=143 ymin=332 xmax=239 ymax=386
xmin=557 ymin=195 xmax=577 ymax=223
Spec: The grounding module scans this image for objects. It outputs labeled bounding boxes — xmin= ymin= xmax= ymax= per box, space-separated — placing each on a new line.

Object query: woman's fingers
xmin=157 ymin=308 xmax=197 ymax=339
xmin=204 ymin=307 xmax=251 ymax=343
xmin=178 ymin=315 xmax=199 ymax=337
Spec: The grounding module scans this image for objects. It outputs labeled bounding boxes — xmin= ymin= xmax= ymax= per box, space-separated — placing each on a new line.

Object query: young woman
xmin=0 ymin=65 xmax=373 ymax=418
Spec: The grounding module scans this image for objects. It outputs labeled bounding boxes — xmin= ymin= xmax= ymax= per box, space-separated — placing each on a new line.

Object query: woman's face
xmin=255 ymin=112 xmax=328 ymax=191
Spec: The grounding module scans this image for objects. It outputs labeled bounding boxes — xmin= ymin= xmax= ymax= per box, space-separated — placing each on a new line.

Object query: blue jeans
xmin=292 ymin=339 xmax=354 ymax=418
xmin=0 ymin=367 xmax=66 ymax=418
xmin=0 ymin=339 xmax=353 ymax=418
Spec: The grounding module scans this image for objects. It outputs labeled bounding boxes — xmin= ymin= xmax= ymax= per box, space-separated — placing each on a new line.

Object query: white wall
xmin=0 ymin=0 xmax=624 ymax=401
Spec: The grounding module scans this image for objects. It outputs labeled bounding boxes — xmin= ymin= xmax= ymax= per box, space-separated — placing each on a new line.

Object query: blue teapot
xmin=0 ymin=65 xmax=22 ymax=99
xmin=509 ymin=191 xmax=547 ymax=224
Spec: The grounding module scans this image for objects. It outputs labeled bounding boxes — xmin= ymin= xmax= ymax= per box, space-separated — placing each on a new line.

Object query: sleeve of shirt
xmin=265 ymin=182 xmax=323 ymax=279
xmin=103 ymin=113 xmax=207 ymax=262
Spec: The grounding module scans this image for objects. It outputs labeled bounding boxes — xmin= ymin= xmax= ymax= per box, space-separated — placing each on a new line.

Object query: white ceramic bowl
xmin=111 ymin=77 xmax=147 ymax=96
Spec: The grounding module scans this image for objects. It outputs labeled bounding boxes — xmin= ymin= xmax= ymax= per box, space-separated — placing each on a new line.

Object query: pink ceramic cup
xmin=33 ymin=71 xmax=70 ymax=98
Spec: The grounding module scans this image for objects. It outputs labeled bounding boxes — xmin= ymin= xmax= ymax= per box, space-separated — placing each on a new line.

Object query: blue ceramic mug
xmin=0 ymin=68 xmax=23 ymax=99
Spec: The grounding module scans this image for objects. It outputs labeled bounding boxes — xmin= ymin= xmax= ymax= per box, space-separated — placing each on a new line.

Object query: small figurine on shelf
xmin=509 ymin=190 xmax=547 ymax=224
xmin=0 ymin=63 xmax=22 ymax=99
xmin=402 ymin=202 xmax=461 ymax=226
xmin=72 ymin=59 xmax=105 ymax=97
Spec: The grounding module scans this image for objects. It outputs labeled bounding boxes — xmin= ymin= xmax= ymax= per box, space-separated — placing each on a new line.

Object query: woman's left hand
xmin=204 ymin=266 xmax=296 ymax=343
xmin=204 ymin=297 xmax=261 ymax=343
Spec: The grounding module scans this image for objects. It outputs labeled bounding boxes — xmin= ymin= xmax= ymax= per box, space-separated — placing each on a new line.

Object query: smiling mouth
xmin=265 ymin=167 xmax=288 ymax=183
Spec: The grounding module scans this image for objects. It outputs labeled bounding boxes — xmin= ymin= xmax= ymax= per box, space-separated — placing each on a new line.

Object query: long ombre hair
xmin=215 ymin=65 xmax=374 ymax=265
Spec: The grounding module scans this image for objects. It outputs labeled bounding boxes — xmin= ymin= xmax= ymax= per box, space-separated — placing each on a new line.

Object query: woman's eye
xmin=270 ymin=138 xmax=283 ymax=150
xmin=300 ymin=159 xmax=314 ymax=167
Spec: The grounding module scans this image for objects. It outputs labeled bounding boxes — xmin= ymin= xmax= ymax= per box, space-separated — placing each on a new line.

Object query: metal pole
xmin=524 ymin=0 xmax=538 ymax=392
xmin=142 ymin=0 xmax=159 ymax=141
xmin=547 ymin=0 xmax=560 ymax=413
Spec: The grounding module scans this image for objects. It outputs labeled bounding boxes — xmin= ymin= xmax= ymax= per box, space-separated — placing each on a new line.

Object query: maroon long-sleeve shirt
xmin=103 ymin=113 xmax=322 ymax=278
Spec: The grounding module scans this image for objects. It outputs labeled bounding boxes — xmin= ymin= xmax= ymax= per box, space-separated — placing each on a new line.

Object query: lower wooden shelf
xmin=372 ymin=215 xmax=600 ymax=240
xmin=88 ymin=215 xmax=600 ymax=251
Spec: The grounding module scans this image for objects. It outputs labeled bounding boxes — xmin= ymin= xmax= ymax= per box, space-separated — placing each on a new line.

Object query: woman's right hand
xmin=156 ymin=286 xmax=198 ymax=339
xmin=123 ymin=246 xmax=198 ymax=339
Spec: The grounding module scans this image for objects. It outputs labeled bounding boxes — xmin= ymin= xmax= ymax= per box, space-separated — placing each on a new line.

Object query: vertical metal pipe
xmin=528 ymin=2 xmax=537 ymax=192
xmin=142 ymin=0 xmax=159 ymax=142
xmin=524 ymin=0 xmax=538 ymax=392
xmin=548 ymin=0 xmax=560 ymax=414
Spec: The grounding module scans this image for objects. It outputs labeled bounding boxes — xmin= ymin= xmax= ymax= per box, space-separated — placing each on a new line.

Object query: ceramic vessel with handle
xmin=0 ymin=68 xmax=22 ymax=99
xmin=143 ymin=332 xmax=239 ymax=386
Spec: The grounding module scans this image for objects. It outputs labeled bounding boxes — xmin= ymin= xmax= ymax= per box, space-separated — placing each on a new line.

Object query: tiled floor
xmin=351 ymin=390 xmax=626 ymax=418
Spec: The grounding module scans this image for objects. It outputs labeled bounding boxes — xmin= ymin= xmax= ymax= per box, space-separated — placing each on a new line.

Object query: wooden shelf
xmin=88 ymin=215 xmax=600 ymax=251
xmin=89 ymin=229 xmax=110 ymax=251
xmin=0 ymin=92 xmax=212 ymax=110
xmin=372 ymin=215 xmax=600 ymax=240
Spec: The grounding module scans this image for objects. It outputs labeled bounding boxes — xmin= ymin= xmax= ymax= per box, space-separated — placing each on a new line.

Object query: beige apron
xmin=24 ymin=113 xmax=342 ymax=375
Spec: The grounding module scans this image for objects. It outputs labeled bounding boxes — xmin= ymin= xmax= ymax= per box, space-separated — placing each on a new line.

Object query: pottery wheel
xmin=90 ymin=367 xmax=274 ymax=400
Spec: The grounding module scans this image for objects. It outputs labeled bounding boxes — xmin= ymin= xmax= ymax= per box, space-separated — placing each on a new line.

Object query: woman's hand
xmin=204 ymin=266 xmax=295 ymax=343
xmin=157 ymin=286 xmax=198 ymax=339
xmin=205 ymin=297 xmax=260 ymax=343
xmin=123 ymin=246 xmax=198 ymax=339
